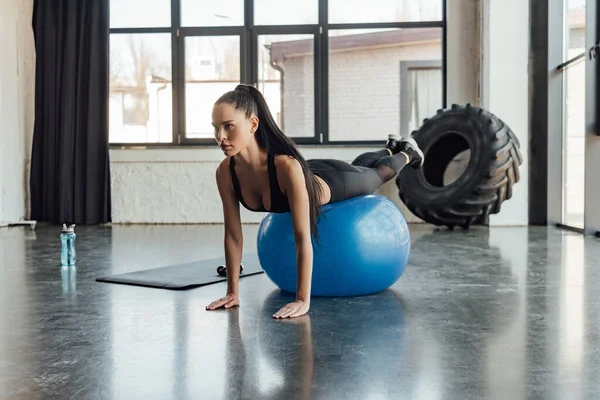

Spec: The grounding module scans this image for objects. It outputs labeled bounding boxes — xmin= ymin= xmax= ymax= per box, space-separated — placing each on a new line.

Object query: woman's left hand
xmin=273 ymin=300 xmax=310 ymax=319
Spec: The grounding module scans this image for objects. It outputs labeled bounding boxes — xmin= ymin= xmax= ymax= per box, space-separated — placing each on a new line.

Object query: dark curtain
xmin=30 ymin=0 xmax=111 ymax=225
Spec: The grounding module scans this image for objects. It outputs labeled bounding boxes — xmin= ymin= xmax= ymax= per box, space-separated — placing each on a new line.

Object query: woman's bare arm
xmin=273 ymin=156 xmax=313 ymax=318
xmin=206 ymin=158 xmax=243 ymax=310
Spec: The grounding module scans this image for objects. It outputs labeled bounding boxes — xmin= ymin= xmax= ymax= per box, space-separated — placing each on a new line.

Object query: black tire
xmin=396 ymin=104 xmax=523 ymax=230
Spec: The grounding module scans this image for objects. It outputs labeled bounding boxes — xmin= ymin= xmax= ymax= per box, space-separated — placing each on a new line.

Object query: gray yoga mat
xmin=96 ymin=253 xmax=263 ymax=290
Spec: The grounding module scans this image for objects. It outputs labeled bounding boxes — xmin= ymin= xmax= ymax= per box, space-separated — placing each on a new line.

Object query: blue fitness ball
xmin=257 ymin=194 xmax=411 ymax=297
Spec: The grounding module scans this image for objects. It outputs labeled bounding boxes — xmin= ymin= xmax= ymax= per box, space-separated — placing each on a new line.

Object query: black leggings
xmin=307 ymin=149 xmax=408 ymax=204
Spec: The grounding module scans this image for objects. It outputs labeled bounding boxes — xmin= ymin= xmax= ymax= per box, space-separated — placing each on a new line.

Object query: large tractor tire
xmin=396 ymin=104 xmax=523 ymax=230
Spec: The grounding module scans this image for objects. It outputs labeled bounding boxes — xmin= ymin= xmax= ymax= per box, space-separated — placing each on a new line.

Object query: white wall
xmin=111 ymin=147 xmax=371 ymax=224
xmin=282 ymin=53 xmax=314 ymax=139
xmin=110 ymin=145 xmax=442 ymax=224
xmin=0 ymin=0 xmax=35 ymax=227
xmin=484 ymin=0 xmax=529 ymax=226
xmin=281 ymin=40 xmax=443 ymax=140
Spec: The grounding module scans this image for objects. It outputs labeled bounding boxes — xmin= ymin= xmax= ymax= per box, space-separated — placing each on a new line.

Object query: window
xmin=559 ymin=0 xmax=586 ymax=229
xmin=400 ymin=61 xmax=442 ymax=135
xmin=110 ymin=0 xmax=171 ymax=28
xmin=184 ymin=36 xmax=241 ymax=139
xmin=181 ymin=0 xmax=244 ymax=27
xmin=109 ymin=33 xmax=172 ymax=143
xmin=328 ymin=28 xmax=443 ymax=141
xmin=254 ymin=0 xmax=318 ymax=25
xmin=329 ymin=0 xmax=442 ymax=23
xmin=109 ymin=0 xmax=446 ymax=145
xmin=258 ymin=34 xmax=316 ymax=138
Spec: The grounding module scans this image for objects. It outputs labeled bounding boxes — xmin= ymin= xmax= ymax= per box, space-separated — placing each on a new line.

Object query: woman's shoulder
xmin=215 ymin=157 xmax=234 ymax=180
xmin=273 ymin=154 xmax=301 ymax=171
xmin=217 ymin=156 xmax=233 ymax=169
xmin=273 ymin=154 xmax=304 ymax=189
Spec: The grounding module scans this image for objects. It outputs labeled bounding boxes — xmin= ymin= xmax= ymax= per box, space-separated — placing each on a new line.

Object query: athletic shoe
xmin=384 ymin=134 xmax=402 ymax=154
xmin=398 ymin=137 xmax=425 ymax=168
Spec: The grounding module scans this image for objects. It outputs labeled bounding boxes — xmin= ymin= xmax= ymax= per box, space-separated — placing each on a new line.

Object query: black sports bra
xmin=229 ymin=153 xmax=290 ymax=213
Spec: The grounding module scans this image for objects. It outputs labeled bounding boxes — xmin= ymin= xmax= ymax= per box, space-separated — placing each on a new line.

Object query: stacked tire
xmin=396 ymin=104 xmax=523 ymax=230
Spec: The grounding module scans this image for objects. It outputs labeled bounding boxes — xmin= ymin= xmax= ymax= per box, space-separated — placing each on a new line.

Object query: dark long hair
xmin=215 ymin=84 xmax=324 ymax=243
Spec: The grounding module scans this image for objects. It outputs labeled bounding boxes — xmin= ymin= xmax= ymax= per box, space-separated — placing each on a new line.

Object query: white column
xmin=483 ymin=0 xmax=530 ymax=226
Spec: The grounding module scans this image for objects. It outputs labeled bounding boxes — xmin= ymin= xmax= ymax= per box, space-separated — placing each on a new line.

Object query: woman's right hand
xmin=205 ymin=293 xmax=240 ymax=311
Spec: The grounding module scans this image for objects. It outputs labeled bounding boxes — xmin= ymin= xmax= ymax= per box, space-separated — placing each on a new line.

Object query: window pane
xmin=110 ymin=0 xmax=171 ymax=28
xmin=329 ymin=0 xmax=442 ymax=24
xmin=562 ymin=60 xmax=585 ymax=228
xmin=565 ymin=0 xmax=585 ymax=55
xmin=259 ymin=35 xmax=315 ymax=138
xmin=254 ymin=0 xmax=318 ymax=25
xmin=561 ymin=0 xmax=585 ymax=228
xmin=405 ymin=66 xmax=442 ymax=133
xmin=328 ymin=28 xmax=442 ymax=141
xmin=185 ymin=36 xmax=240 ymax=139
xmin=109 ymin=34 xmax=172 ymax=143
xmin=181 ymin=0 xmax=244 ymax=27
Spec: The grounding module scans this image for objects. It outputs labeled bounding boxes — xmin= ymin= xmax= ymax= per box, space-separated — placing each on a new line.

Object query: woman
xmin=205 ymin=84 xmax=424 ymax=319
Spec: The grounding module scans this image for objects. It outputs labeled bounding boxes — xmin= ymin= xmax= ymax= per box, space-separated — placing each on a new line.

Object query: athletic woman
xmin=205 ymin=84 xmax=424 ymax=319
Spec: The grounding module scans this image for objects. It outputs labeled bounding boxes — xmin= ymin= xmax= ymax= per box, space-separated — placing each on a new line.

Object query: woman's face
xmin=211 ymin=103 xmax=258 ymax=156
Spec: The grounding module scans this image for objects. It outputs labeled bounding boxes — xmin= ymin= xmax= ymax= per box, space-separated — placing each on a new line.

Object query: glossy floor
xmin=1 ymin=224 xmax=600 ymax=399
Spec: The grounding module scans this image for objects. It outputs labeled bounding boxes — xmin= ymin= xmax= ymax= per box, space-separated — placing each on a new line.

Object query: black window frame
xmin=108 ymin=0 xmax=447 ymax=148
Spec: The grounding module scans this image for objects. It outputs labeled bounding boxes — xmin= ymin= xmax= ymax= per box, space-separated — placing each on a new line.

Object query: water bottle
xmin=61 ymin=224 xmax=76 ymax=267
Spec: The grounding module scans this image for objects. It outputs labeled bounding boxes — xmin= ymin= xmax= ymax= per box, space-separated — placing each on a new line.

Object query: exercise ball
xmin=257 ymin=194 xmax=410 ymax=297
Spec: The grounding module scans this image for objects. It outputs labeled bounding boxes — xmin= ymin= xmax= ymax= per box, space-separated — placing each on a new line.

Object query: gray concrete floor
xmin=1 ymin=224 xmax=600 ymax=399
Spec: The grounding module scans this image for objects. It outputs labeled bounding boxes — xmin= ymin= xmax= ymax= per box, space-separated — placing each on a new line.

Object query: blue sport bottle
xmin=61 ymin=224 xmax=77 ymax=267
